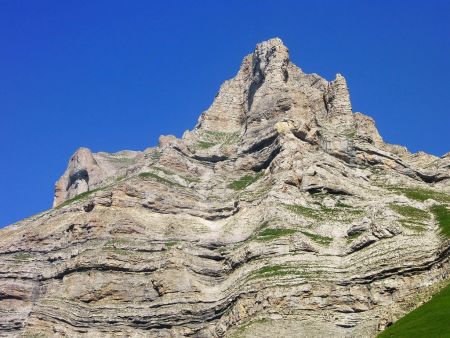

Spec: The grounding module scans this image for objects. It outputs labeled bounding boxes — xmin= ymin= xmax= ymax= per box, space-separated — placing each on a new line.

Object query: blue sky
xmin=1 ymin=0 xmax=449 ymax=227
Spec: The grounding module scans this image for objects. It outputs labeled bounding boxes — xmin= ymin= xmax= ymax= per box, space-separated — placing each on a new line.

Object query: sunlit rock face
xmin=1 ymin=38 xmax=449 ymax=338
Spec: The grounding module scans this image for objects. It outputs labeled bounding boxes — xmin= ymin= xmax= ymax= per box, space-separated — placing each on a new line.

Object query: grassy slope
xmin=228 ymin=172 xmax=263 ymax=190
xmin=377 ymin=282 xmax=450 ymax=338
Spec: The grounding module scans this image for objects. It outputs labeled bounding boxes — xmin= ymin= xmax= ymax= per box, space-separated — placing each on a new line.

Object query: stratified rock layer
xmin=1 ymin=38 xmax=450 ymax=338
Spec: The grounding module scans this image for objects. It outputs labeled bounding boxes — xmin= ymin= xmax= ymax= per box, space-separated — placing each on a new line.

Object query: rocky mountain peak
xmin=326 ymin=73 xmax=352 ymax=116
xmin=251 ymin=37 xmax=290 ymax=83
xmin=52 ymin=39 xmax=449 ymax=207
xmin=1 ymin=39 xmax=449 ymax=338
xmin=194 ymin=39 xmax=354 ymax=137
xmin=192 ymin=37 xmax=292 ymax=133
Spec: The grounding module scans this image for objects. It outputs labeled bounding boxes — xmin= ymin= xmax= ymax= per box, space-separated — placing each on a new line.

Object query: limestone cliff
xmin=1 ymin=38 xmax=450 ymax=338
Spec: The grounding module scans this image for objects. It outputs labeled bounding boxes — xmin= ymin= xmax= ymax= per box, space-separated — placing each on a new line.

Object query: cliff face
xmin=1 ymin=38 xmax=450 ymax=338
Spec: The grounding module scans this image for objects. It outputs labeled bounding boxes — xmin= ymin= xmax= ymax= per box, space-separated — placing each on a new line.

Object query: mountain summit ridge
xmin=1 ymin=38 xmax=450 ymax=338
xmin=54 ymin=38 xmax=446 ymax=207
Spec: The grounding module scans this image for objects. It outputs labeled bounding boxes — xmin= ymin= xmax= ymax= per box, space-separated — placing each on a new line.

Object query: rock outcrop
xmin=53 ymin=148 xmax=142 ymax=207
xmin=1 ymin=38 xmax=450 ymax=338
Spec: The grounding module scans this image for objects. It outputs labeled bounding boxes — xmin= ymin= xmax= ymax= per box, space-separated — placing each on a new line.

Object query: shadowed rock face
xmin=1 ymin=38 xmax=450 ymax=337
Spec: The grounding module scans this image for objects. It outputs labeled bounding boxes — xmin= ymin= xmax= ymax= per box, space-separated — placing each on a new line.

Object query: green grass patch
xmin=399 ymin=220 xmax=426 ymax=232
xmin=251 ymin=264 xmax=319 ymax=280
xmin=183 ymin=175 xmax=200 ymax=183
xmin=148 ymin=166 xmax=200 ymax=184
xmin=195 ymin=131 xmax=241 ymax=149
xmin=197 ymin=141 xmax=216 ymax=149
xmin=55 ymin=188 xmax=102 ymax=209
xmin=284 ymin=204 xmax=323 ymax=220
xmin=390 ymin=204 xmax=430 ymax=221
xmin=103 ymin=244 xmax=133 ymax=256
xmin=138 ymin=172 xmax=183 ymax=188
xmin=153 ymin=166 xmax=175 ymax=176
xmin=256 ymin=228 xmax=297 ymax=241
xmin=23 ymin=333 xmax=47 ymax=338
xmin=104 ymin=238 xmax=137 ymax=256
xmin=300 ymin=231 xmax=333 ymax=246
xmin=106 ymin=238 xmax=130 ymax=245
xmin=431 ymin=205 xmax=450 ymax=237
xmin=377 ymin=282 xmax=450 ymax=338
xmin=228 ymin=172 xmax=264 ymax=190
xmin=164 ymin=241 xmax=178 ymax=248
xmin=343 ymin=130 xmax=356 ymax=138
xmin=284 ymin=203 xmax=363 ymax=221
xmin=321 ymin=206 xmax=363 ymax=217
xmin=389 ymin=186 xmax=450 ymax=203
xmin=390 ymin=204 xmax=430 ymax=233
xmin=203 ymin=130 xmax=241 ymax=144
xmin=255 ymin=265 xmax=289 ymax=277
xmin=115 ymin=174 xmax=126 ymax=182
xmin=12 ymin=252 xmax=33 ymax=262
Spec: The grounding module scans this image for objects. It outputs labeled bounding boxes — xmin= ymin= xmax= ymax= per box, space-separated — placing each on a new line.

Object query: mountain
xmin=1 ymin=38 xmax=449 ymax=338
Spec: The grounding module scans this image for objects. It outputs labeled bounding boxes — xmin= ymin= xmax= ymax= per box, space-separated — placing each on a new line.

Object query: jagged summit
xmin=1 ymin=39 xmax=449 ymax=338
xmin=53 ymin=39 xmax=368 ymax=206
xmin=190 ymin=36 xmax=352 ymax=134
xmin=192 ymin=36 xmax=293 ymax=133
xmin=53 ymin=39 xmax=447 ymax=206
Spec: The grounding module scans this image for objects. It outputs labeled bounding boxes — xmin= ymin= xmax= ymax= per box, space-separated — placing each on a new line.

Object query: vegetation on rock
xmin=378 ymin=282 xmax=450 ymax=338
xmin=431 ymin=205 xmax=450 ymax=237
xmin=390 ymin=186 xmax=450 ymax=203
xmin=138 ymin=172 xmax=183 ymax=187
xmin=228 ymin=172 xmax=264 ymax=190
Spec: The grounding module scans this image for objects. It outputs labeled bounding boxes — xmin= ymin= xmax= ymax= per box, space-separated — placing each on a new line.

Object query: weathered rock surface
xmin=1 ymin=38 xmax=450 ymax=337
xmin=53 ymin=148 xmax=142 ymax=207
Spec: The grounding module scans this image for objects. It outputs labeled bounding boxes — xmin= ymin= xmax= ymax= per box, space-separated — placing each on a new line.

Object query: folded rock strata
xmin=1 ymin=38 xmax=449 ymax=338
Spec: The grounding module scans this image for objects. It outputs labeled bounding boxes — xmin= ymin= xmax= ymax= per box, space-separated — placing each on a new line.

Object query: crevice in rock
xmin=67 ymin=169 xmax=89 ymax=190
xmin=192 ymin=154 xmax=228 ymax=163
xmin=242 ymin=134 xmax=278 ymax=154
xmin=416 ymin=171 xmax=448 ymax=183
xmin=247 ymin=57 xmax=265 ymax=112
xmin=251 ymin=145 xmax=282 ymax=171
xmin=50 ymin=265 xmax=158 ymax=281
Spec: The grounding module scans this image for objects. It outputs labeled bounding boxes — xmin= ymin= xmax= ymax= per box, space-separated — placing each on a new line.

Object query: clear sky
xmin=1 ymin=0 xmax=449 ymax=227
